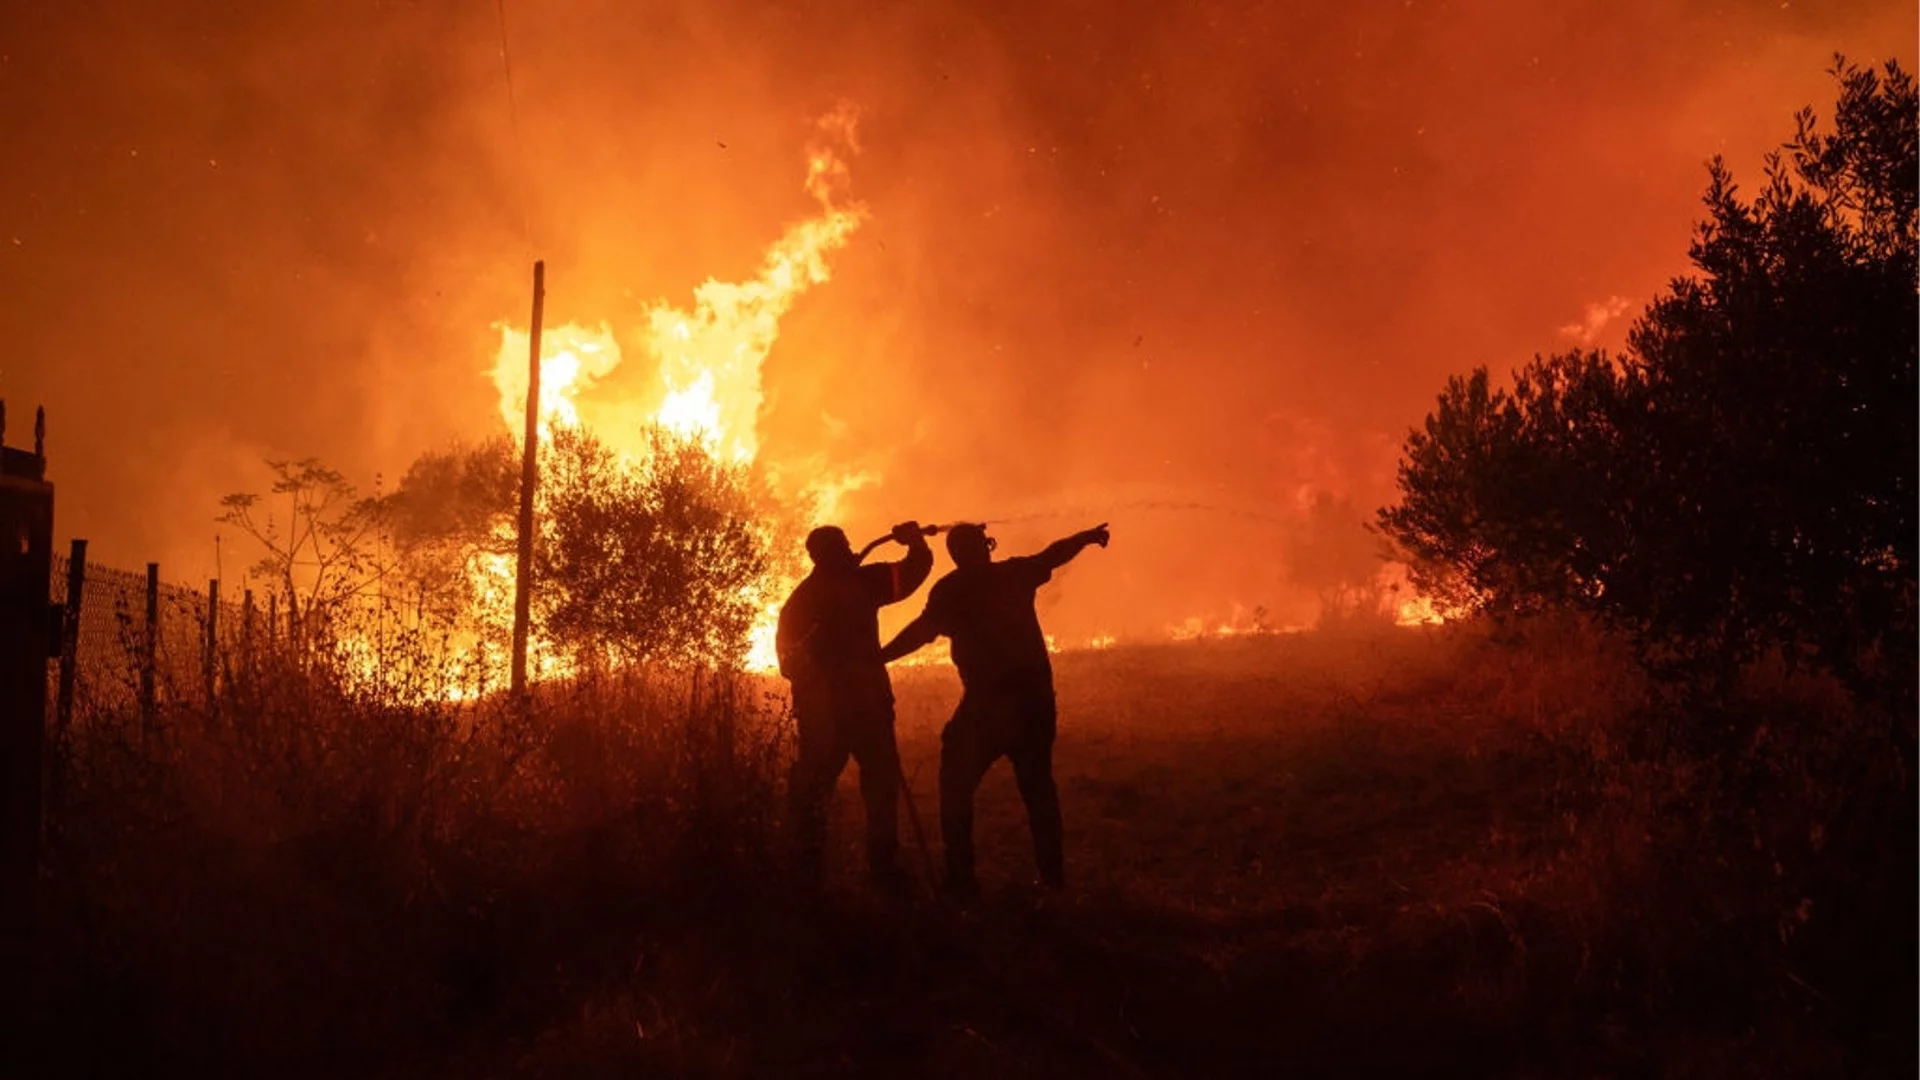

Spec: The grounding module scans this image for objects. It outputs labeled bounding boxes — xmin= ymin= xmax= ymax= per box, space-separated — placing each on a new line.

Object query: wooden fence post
xmin=55 ymin=539 xmax=85 ymax=737
xmin=140 ymin=563 xmax=158 ymax=740
xmin=204 ymin=578 xmax=219 ymax=708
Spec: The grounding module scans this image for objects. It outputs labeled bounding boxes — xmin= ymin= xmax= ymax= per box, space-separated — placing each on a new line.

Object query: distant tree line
xmin=1378 ymin=58 xmax=1916 ymax=731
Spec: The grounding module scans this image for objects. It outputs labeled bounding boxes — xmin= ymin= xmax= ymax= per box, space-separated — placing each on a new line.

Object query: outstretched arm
xmin=880 ymin=609 xmax=941 ymax=663
xmin=1033 ymin=522 xmax=1111 ymax=573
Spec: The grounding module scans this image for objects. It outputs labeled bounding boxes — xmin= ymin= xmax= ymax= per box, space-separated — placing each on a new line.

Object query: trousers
xmin=939 ymin=680 xmax=1062 ymax=887
xmin=788 ymin=672 xmax=901 ymax=877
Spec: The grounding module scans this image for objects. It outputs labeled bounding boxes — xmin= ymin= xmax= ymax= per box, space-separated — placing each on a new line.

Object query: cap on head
xmin=945 ymin=522 xmax=994 ymax=566
xmin=805 ymin=525 xmax=855 ymax=568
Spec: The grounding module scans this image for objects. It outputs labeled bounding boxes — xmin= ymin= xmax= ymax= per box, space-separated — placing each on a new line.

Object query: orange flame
xmin=1377 ymin=562 xmax=1450 ymax=627
xmin=490 ymin=324 xmax=623 ymax=439
xmin=480 ymin=112 xmax=869 ymax=677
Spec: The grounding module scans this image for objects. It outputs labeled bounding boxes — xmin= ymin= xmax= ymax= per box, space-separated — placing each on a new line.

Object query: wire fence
xmin=42 ymin=541 xmax=526 ymax=729
xmin=47 ymin=547 xmax=265 ymax=727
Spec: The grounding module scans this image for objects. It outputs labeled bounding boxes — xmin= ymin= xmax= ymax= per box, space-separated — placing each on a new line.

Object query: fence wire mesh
xmin=49 ymin=553 xmax=257 ymax=723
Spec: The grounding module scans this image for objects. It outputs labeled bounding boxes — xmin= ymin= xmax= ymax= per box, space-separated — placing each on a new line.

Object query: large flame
xmin=646 ymin=147 xmax=866 ymax=464
xmin=456 ymin=108 xmax=1452 ymax=689
xmin=491 ymin=324 xmax=622 ymax=440
xmin=484 ymin=112 xmax=868 ymax=676
xmin=490 ymin=146 xmax=864 ymax=464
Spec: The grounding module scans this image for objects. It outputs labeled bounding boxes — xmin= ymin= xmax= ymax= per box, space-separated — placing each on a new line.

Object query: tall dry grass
xmin=29 ymin=628 xmax=794 ymax=1078
xmin=1410 ymin=615 xmax=1915 ymax=1074
xmin=20 ymin=613 xmax=1913 ymax=1077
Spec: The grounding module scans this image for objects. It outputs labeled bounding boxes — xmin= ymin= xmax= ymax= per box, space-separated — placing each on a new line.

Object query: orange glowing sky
xmin=0 ymin=0 xmax=1912 ymax=643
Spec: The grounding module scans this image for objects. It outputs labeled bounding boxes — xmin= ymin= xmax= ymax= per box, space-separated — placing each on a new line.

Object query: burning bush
xmin=376 ymin=425 xmax=801 ymax=679
xmin=534 ymin=426 xmax=787 ymax=670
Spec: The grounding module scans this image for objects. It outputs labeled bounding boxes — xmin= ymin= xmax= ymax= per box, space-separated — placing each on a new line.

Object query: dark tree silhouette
xmin=1380 ymin=58 xmax=1916 ymax=716
xmin=380 ymin=436 xmax=521 ymax=629
xmin=535 ymin=426 xmax=774 ymax=669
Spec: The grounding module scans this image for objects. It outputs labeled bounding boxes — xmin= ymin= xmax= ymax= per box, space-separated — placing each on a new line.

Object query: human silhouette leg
xmin=938 ymin=700 xmax=1000 ymax=896
xmin=847 ymin=707 xmax=904 ymax=881
xmin=1009 ymin=697 xmax=1063 ymax=887
xmin=787 ymin=698 xmax=850 ymax=885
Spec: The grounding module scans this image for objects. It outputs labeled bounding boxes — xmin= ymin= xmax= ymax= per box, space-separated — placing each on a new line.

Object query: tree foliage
xmin=378 ymin=426 xmax=781 ymax=670
xmin=535 ymin=427 xmax=773 ymax=669
xmin=1379 ymin=58 xmax=1917 ymax=706
xmin=379 ymin=436 xmax=521 ymax=628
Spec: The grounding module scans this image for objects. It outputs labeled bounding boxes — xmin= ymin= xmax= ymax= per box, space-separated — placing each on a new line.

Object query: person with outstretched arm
xmin=776 ymin=521 xmax=933 ymax=891
xmin=879 ymin=521 xmax=1110 ymax=899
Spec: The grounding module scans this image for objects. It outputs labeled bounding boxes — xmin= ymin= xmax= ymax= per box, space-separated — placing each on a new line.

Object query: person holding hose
xmin=776 ymin=520 xmax=933 ymax=890
xmin=880 ymin=521 xmax=1110 ymax=899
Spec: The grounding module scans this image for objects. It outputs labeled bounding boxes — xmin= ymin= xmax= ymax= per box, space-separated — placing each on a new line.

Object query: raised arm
xmin=880 ymin=604 xmax=943 ymax=663
xmin=889 ymin=522 xmax=934 ymax=601
xmin=1033 ymin=522 xmax=1111 ymax=573
xmin=861 ymin=520 xmax=935 ymax=606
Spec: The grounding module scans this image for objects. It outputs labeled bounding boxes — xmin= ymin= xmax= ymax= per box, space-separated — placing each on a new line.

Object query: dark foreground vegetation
xmin=20 ymin=622 xmax=1913 ymax=1079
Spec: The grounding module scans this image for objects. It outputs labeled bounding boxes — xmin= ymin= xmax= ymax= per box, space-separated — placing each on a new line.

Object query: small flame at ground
xmin=1377 ymin=562 xmax=1453 ymax=626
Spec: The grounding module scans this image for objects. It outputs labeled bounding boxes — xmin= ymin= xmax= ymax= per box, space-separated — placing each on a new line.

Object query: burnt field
xmin=19 ymin=622 xmax=1913 ymax=1079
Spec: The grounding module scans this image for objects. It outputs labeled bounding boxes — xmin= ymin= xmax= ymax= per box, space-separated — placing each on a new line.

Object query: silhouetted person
xmin=880 ymin=521 xmax=1109 ymax=898
xmin=776 ymin=521 xmax=932 ymax=889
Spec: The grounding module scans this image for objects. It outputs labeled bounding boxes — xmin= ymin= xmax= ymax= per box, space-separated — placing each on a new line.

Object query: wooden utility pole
xmin=510 ymin=259 xmax=546 ymax=696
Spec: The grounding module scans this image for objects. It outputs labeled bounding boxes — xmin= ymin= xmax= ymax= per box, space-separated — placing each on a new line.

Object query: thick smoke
xmin=0 ymin=0 xmax=1911 ymax=640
